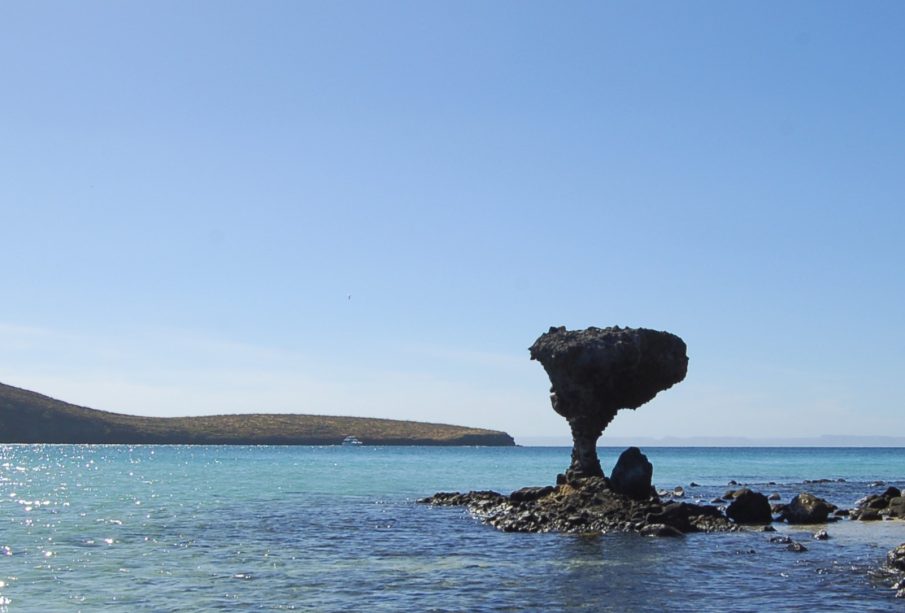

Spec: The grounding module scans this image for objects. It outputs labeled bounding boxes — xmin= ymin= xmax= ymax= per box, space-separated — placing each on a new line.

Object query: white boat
xmin=341 ymin=435 xmax=363 ymax=446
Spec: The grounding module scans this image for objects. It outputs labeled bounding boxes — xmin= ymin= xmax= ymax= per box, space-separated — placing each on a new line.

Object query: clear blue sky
xmin=2 ymin=2 xmax=903 ymax=442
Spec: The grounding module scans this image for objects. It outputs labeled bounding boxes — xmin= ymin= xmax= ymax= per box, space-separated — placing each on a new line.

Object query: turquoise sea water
xmin=1 ymin=445 xmax=903 ymax=611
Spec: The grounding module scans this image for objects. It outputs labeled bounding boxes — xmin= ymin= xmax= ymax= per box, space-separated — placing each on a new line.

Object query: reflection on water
xmin=0 ymin=445 xmax=902 ymax=610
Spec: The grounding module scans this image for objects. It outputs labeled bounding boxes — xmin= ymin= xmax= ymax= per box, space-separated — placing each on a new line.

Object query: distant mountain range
xmin=517 ymin=435 xmax=905 ymax=447
xmin=0 ymin=381 xmax=515 ymax=446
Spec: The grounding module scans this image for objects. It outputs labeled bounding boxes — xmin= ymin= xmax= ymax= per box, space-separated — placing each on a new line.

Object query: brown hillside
xmin=0 ymin=382 xmax=515 ymax=446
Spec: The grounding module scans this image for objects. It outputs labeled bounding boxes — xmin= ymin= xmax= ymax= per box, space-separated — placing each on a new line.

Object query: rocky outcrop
xmin=886 ymin=544 xmax=905 ymax=598
xmin=529 ymin=326 xmax=688 ymax=480
xmin=420 ymin=475 xmax=733 ymax=535
xmin=777 ymin=493 xmax=837 ymax=524
xmin=609 ymin=446 xmax=654 ymax=500
xmin=726 ymin=489 xmax=773 ymax=524
xmin=851 ymin=486 xmax=904 ymax=520
xmin=889 ymin=543 xmax=905 ymax=573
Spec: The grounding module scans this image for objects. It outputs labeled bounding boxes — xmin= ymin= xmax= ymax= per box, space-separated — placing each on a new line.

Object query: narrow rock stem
xmin=567 ymin=419 xmax=604 ymax=480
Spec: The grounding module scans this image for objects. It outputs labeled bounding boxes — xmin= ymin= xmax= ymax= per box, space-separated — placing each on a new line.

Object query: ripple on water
xmin=0 ymin=446 xmax=903 ymax=610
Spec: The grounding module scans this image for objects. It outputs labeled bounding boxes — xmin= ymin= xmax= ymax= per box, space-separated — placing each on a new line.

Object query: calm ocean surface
xmin=1 ymin=445 xmax=903 ymax=611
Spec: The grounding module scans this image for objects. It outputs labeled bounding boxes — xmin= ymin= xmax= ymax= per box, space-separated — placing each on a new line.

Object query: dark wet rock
xmin=778 ymin=492 xmax=836 ymax=524
xmin=419 ymin=490 xmax=506 ymax=506
xmin=770 ymin=535 xmax=793 ymax=544
xmin=646 ymin=501 xmax=726 ymax=533
xmin=787 ymin=541 xmax=808 ymax=553
xmin=641 ymin=523 xmax=683 ymax=537
xmin=529 ymin=326 xmax=687 ymax=480
xmin=814 ymin=529 xmax=829 ymax=540
xmin=886 ymin=544 xmax=905 ymax=598
xmin=728 ymin=480 xmax=739 ymax=486
xmin=888 ymin=544 xmax=905 ymax=572
xmin=834 ymin=509 xmax=850 ymax=517
xmin=710 ymin=497 xmax=724 ymax=503
xmin=726 ymin=489 xmax=773 ymax=525
xmin=887 ymin=497 xmax=905 ymax=517
xmin=851 ymin=487 xmax=905 ymax=521
xmin=857 ymin=509 xmax=882 ymax=521
xmin=762 ymin=525 xmax=776 ymax=532
xmin=882 ymin=486 xmax=902 ymax=498
xmin=510 ymin=486 xmax=555 ymax=503
xmin=768 ymin=493 xmax=781 ymax=501
xmin=420 ymin=477 xmax=735 ymax=536
xmin=868 ymin=496 xmax=890 ymax=510
xmin=689 ymin=482 xmax=700 ymax=488
xmin=869 ymin=481 xmax=886 ymax=488
xmin=672 ymin=486 xmax=685 ymax=498
xmin=609 ymin=447 xmax=653 ymax=500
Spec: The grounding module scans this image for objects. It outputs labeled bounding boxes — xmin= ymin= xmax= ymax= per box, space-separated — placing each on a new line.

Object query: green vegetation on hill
xmin=0 ymin=382 xmax=515 ymax=446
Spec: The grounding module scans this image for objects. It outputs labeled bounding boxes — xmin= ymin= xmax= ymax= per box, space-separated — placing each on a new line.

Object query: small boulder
xmin=778 ymin=493 xmax=836 ymax=524
xmin=813 ymin=529 xmax=829 ymax=540
xmin=885 ymin=497 xmax=905 ymax=518
xmin=858 ymin=509 xmax=882 ymax=521
xmin=882 ymin=486 xmax=902 ymax=499
xmin=787 ymin=541 xmax=808 ymax=553
xmin=610 ymin=447 xmax=653 ymax=501
xmin=726 ymin=489 xmax=773 ymax=525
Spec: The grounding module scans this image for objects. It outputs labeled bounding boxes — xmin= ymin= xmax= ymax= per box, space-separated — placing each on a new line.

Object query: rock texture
xmin=420 ymin=476 xmax=733 ymax=536
xmin=609 ymin=446 xmax=654 ymax=500
xmin=851 ymin=486 xmax=905 ymax=521
xmin=726 ymin=489 xmax=773 ymax=524
xmin=529 ymin=326 xmax=688 ymax=480
xmin=777 ymin=492 xmax=837 ymax=524
xmin=887 ymin=543 xmax=905 ymax=598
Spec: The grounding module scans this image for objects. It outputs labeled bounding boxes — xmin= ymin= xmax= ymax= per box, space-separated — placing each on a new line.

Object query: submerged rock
xmin=529 ymin=326 xmax=687 ymax=481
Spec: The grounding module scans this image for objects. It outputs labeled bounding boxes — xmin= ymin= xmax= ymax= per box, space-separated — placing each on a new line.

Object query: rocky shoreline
xmin=422 ymin=476 xmax=733 ymax=537
xmin=419 ymin=447 xmax=905 ymax=599
xmin=427 ymin=325 xmax=905 ymax=599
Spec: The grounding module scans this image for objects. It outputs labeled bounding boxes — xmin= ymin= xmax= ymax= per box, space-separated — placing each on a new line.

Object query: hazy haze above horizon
xmin=2 ymin=2 xmax=904 ymax=441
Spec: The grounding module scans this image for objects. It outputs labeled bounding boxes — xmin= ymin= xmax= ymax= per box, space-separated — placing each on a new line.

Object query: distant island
xmin=0 ymin=382 xmax=515 ymax=446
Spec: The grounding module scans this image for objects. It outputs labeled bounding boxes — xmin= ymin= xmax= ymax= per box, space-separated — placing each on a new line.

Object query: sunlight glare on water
xmin=0 ymin=445 xmax=903 ymax=611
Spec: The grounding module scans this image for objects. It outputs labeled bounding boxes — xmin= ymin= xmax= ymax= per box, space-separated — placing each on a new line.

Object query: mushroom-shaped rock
xmin=530 ymin=326 xmax=688 ymax=480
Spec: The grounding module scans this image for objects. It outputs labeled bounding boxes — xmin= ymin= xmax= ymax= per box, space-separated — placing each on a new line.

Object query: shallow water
xmin=0 ymin=445 xmax=903 ymax=611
